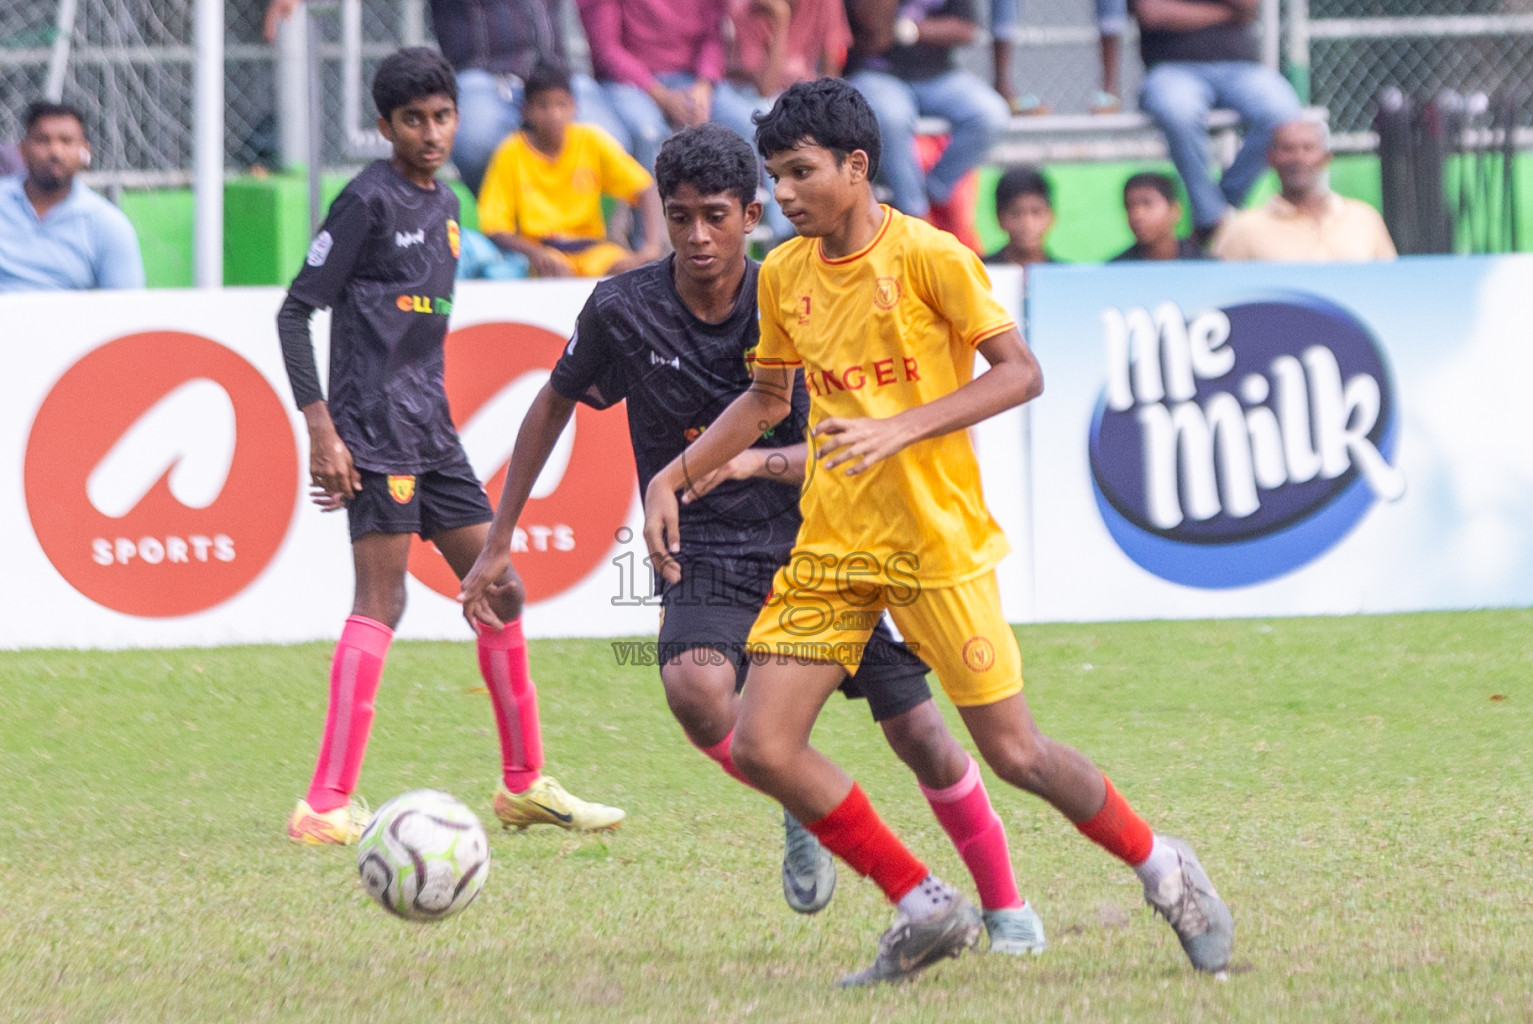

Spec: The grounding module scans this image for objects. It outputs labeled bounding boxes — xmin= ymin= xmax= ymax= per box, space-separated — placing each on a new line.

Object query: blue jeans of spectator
xmin=990 ymin=0 xmax=1127 ymax=40
xmin=712 ymin=79 xmax=793 ymax=239
xmin=453 ymin=68 xmax=627 ymax=195
xmin=600 ymin=71 xmax=706 ymax=172
xmin=1138 ymin=60 xmax=1302 ymax=229
xmin=848 ymin=68 xmax=1010 ymax=216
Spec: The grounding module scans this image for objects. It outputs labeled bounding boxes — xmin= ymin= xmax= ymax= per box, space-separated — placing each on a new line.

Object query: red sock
xmin=694 ymin=729 xmax=755 ymax=789
xmin=1074 ymin=776 xmax=1154 ymax=866
xmin=803 ymin=784 xmax=928 ymax=904
xmin=305 ymin=615 xmax=392 ymax=813
xmin=477 ymin=618 xmax=544 ymax=794
xmin=921 ymin=757 xmax=1023 ymax=911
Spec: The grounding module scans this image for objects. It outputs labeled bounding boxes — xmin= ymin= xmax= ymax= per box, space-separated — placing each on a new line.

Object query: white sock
xmin=896 ymin=874 xmax=957 ymax=922
xmin=1133 ymin=835 xmax=1182 ymax=898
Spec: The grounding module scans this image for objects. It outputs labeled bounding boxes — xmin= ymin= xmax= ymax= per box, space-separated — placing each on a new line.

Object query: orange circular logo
xmin=24 ymin=332 xmax=299 ymax=617
xmin=873 ymin=276 xmax=901 ymax=310
xmin=962 ymin=636 xmax=996 ymax=672
xmin=406 ymin=322 xmax=638 ymax=603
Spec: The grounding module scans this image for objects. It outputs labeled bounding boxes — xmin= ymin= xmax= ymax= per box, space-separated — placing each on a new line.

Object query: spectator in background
xmin=261 ymin=0 xmax=627 ymax=196
xmin=1130 ymin=0 xmax=1300 ymax=244
xmin=984 ymin=164 xmax=1053 ymax=266
xmin=0 ymin=101 xmax=143 ymax=292
xmin=845 ymin=0 xmax=1010 ymax=240
xmin=576 ymin=0 xmax=734 ymax=172
xmin=477 ymin=63 xmax=665 ymax=277
xmin=720 ymin=0 xmax=853 ymax=237
xmin=1213 ymin=117 xmax=1396 ymax=262
xmin=0 ymin=141 xmax=21 ymax=177
xmin=991 ymin=0 xmax=1128 ymax=115
xmin=1111 ymin=171 xmax=1204 ymax=260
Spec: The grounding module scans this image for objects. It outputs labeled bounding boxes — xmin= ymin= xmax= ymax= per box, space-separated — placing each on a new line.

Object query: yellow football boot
xmin=287 ymin=797 xmax=371 ymax=845
xmin=492 ymin=777 xmax=625 ymax=832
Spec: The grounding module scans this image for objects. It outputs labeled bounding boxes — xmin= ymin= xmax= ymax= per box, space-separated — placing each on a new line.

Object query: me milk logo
xmin=406 ymin=322 xmax=636 ymax=602
xmin=1088 ymin=294 xmax=1406 ymax=588
xmin=24 ymin=332 xmax=299 ymax=616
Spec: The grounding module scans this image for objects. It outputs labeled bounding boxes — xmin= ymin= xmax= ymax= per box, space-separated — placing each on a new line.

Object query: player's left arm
xmin=643 ymin=361 xmax=796 ymax=582
xmin=816 ymin=327 xmax=1042 ymax=475
xmin=681 ymin=441 xmax=807 ymax=503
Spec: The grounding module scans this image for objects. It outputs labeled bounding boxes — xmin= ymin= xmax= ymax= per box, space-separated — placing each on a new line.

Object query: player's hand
xmin=680 ymin=449 xmax=760 ymax=504
xmin=529 ymin=246 xmax=574 ymax=278
xmin=309 ymin=485 xmax=347 ymax=512
xmin=458 ymin=546 xmax=521 ymax=631
xmin=262 ymin=0 xmax=299 ymax=43
xmin=642 ymin=475 xmax=684 ymax=584
xmin=814 ymin=415 xmax=912 ymax=475
xmin=308 ymin=422 xmax=361 ymax=500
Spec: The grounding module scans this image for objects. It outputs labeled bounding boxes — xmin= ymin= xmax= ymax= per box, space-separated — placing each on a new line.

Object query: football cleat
xmin=982 ymin=904 xmax=1047 ymax=955
xmin=781 ymin=810 xmax=836 ymax=914
xmin=1143 ymin=836 xmax=1234 ymax=973
xmin=287 ymin=797 xmax=370 ymax=846
xmin=492 ymin=776 xmax=625 ymax=832
xmin=837 ymin=897 xmax=982 ymax=987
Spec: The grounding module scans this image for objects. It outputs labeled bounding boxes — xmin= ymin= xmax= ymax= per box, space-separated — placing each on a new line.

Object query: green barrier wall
xmin=118 ymin=156 xmax=1526 ymax=288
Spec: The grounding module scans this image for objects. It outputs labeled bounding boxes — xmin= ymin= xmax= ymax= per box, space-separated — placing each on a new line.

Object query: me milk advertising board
xmin=1023 ymin=254 xmax=1533 ymax=621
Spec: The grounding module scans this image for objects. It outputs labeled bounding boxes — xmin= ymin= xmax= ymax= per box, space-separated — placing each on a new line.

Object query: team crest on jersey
xmin=447 ymin=219 xmax=461 ymax=259
xmin=387 ymin=475 xmax=416 ymax=504
xmin=873 ymin=276 xmax=901 ymax=310
xmin=743 ymin=344 xmax=758 ymax=374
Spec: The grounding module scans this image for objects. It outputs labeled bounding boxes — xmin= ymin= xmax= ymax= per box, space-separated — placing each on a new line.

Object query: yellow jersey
xmin=755 ymin=207 xmax=1017 ymax=587
xmin=477 ymin=123 xmax=652 ymax=243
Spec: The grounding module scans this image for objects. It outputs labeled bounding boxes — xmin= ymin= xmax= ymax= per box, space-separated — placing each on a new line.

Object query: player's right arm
xmin=459 ymin=382 xmax=576 ymax=629
xmin=643 ymin=361 xmax=795 ymax=583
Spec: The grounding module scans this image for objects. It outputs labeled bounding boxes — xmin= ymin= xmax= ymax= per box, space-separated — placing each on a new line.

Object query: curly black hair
xmin=372 ymin=46 xmax=457 ymax=121
xmin=654 ymin=123 xmax=759 ymax=210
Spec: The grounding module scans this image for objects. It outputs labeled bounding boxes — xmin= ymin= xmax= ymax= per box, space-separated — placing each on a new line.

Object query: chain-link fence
xmin=1 ymin=0 xmax=1529 ymax=193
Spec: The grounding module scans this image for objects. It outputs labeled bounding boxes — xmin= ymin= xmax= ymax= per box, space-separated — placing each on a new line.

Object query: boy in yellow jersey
xmin=478 ymin=61 xmax=664 ymax=278
xmin=642 ymin=78 xmax=1232 ymax=986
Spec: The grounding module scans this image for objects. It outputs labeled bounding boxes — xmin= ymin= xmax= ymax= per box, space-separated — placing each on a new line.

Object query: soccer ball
xmin=356 ymin=789 xmax=490 ymax=922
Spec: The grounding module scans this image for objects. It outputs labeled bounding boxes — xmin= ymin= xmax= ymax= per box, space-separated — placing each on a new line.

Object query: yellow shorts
xmin=539 ymin=240 xmax=628 ymax=278
xmin=744 ymin=563 xmax=1023 ymax=707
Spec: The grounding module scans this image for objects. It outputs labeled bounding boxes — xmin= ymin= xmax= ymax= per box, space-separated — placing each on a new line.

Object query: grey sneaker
xmin=782 ymin=810 xmax=835 ymax=914
xmin=1144 ymin=836 xmax=1233 ymax=973
xmin=982 ymin=904 xmax=1047 ymax=955
xmin=837 ymin=897 xmax=983 ymax=987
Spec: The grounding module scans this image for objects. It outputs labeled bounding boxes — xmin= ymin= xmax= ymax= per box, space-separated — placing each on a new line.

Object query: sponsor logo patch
xmin=387 ymin=475 xmax=416 ymax=504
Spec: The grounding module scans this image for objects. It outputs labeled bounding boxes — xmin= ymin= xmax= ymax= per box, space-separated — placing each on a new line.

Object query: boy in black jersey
xmin=276 ymin=47 xmax=622 ymax=844
xmin=458 ymin=124 xmax=1045 ymax=950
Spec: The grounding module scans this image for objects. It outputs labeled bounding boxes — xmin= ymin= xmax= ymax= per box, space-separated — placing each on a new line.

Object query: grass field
xmin=2 ymin=610 xmax=1531 ymax=1023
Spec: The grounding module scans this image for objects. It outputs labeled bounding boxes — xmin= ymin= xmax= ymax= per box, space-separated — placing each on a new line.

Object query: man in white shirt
xmin=1213 ymin=116 xmax=1396 ymax=262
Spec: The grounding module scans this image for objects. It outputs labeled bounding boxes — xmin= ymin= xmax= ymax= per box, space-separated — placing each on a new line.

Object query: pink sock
xmin=477 ymin=618 xmax=544 ymax=794
xmin=306 ymin=615 xmax=392 ymax=813
xmin=921 ymin=756 xmax=1024 ymax=911
xmin=694 ymin=729 xmax=755 ymax=789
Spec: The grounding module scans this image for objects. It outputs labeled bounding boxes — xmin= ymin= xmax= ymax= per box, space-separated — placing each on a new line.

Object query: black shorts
xmin=347 ymin=447 xmax=493 ymax=542
xmin=656 ymin=559 xmax=932 ymax=722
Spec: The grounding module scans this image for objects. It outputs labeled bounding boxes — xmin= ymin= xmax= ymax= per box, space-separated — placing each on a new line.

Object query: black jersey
xmin=550 ymin=256 xmax=809 ymax=576
xmin=286 ymin=160 xmax=464 ymax=474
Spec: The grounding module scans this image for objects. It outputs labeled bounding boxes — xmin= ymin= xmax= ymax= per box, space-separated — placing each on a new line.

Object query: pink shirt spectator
xmin=577 ymin=0 xmax=729 ymax=90
xmin=726 ymin=0 xmax=851 ymax=96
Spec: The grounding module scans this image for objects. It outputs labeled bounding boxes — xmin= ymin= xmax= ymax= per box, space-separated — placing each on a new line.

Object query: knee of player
xmin=729 ymin=726 xmax=789 ymax=784
xmin=353 ymin=586 xmax=407 ymax=630
xmin=881 ymin=702 xmax=960 ymax=772
xmin=660 ymin=661 xmax=736 ymax=737
xmin=487 ymin=575 xmax=526 ymax=623
xmin=980 ymin=733 xmax=1050 ymax=792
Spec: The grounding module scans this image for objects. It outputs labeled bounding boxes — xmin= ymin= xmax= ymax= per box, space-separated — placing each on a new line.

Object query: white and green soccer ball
xmin=356 ymin=789 xmax=490 ymax=922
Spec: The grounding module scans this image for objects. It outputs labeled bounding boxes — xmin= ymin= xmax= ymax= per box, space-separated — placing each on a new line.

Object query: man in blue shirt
xmin=0 ymin=101 xmax=144 ymax=292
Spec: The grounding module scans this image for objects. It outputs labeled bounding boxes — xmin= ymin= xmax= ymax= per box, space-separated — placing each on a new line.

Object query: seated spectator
xmin=719 ymin=0 xmax=852 ymax=237
xmin=263 ymin=0 xmax=629 ymax=196
xmin=577 ymin=0 xmax=732 ymax=172
xmin=477 ymin=63 xmax=665 ymax=277
xmin=1212 ymin=117 xmax=1396 ymax=262
xmin=0 ymin=101 xmax=143 ymax=292
xmin=845 ymin=0 xmax=1010 ymax=240
xmin=1111 ymin=171 xmax=1205 ymax=260
xmin=1130 ymin=0 xmax=1301 ymax=243
xmin=991 ymin=0 xmax=1128 ymax=115
xmin=984 ymin=165 xmax=1054 ymax=266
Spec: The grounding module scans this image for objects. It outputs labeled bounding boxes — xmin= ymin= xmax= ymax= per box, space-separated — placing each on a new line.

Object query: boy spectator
xmin=985 ymin=165 xmax=1054 ymax=266
xmin=1130 ymin=0 xmax=1301 ymax=243
xmin=0 ymin=101 xmax=143 ymax=292
xmin=477 ymin=62 xmax=665 ymax=277
xmin=1213 ymin=117 xmax=1397 ymax=262
xmin=1111 ymin=171 xmax=1204 ymax=260
xmin=576 ymin=0 xmax=734 ymax=171
xmin=844 ymin=0 xmax=1010 ymax=237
